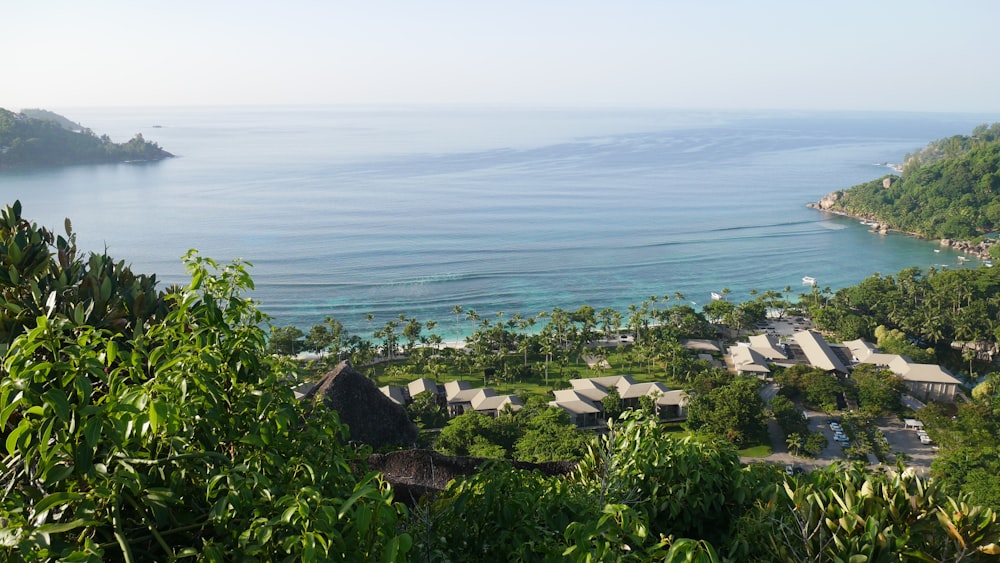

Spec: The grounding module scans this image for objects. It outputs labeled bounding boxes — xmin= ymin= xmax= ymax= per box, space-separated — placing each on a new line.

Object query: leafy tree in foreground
xmin=0 ymin=214 xmax=410 ymax=561
xmin=600 ymin=385 xmax=624 ymax=421
xmin=406 ymin=391 xmax=448 ymax=430
xmin=434 ymin=400 xmax=587 ymax=463
xmin=513 ymin=406 xmax=588 ymax=463
xmin=851 ymin=362 xmax=906 ymax=415
xmin=735 ymin=463 xmax=1000 ymax=561
xmin=686 ymin=375 xmax=768 ymax=447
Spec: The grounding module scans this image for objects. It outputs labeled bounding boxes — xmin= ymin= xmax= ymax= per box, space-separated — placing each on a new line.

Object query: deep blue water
xmin=3 ymin=107 xmax=997 ymax=340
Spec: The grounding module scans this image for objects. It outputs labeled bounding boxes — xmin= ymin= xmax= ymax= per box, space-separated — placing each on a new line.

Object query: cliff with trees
xmin=814 ymin=123 xmax=1000 ymax=243
xmin=0 ymin=108 xmax=172 ymax=168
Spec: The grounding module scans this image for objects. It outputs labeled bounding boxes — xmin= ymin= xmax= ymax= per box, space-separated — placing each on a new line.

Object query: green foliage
xmin=434 ymin=402 xmax=587 ymax=463
xmin=411 ymin=463 xmax=595 ymax=561
xmin=0 ymin=108 xmax=172 ymax=168
xmin=926 ymin=398 xmax=1000 ymax=513
xmin=686 ymin=375 xmax=768 ymax=447
xmin=435 ymin=411 xmax=516 ymax=458
xmin=514 ymin=406 xmax=588 ymax=463
xmin=268 ymin=324 xmax=305 ymax=356
xmin=829 ymin=123 xmax=1000 ymax=240
xmin=0 ymin=201 xmax=167 ymax=352
xmin=0 ymin=208 xmax=410 ymax=560
xmin=775 ymin=364 xmax=845 ymax=413
xmin=575 ymin=411 xmax=748 ymax=544
xmin=405 ymin=392 xmax=448 ymax=430
xmin=414 ymin=411 xmax=739 ymax=561
xmin=18 ymin=109 xmax=84 ymax=131
xmin=600 ymin=385 xmax=624 ymax=420
xmin=874 ymin=325 xmax=935 ymax=363
xmin=735 ymin=463 xmax=1000 ymax=561
xmin=851 ymin=363 xmax=906 ymax=415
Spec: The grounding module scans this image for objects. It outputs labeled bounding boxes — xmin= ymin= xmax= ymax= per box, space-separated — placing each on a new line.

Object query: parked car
xmin=785 ymin=465 xmax=794 ymax=476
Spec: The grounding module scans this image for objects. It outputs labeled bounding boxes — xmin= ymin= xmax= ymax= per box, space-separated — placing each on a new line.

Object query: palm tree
xmin=465 ymin=309 xmax=480 ymax=343
xmin=786 ymin=433 xmax=804 ymax=457
xmin=451 ymin=305 xmax=464 ymax=342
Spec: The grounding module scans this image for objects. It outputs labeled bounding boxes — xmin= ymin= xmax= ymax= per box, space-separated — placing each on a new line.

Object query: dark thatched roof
xmin=302 ymin=360 xmax=418 ymax=449
xmin=367 ymin=449 xmax=577 ymax=506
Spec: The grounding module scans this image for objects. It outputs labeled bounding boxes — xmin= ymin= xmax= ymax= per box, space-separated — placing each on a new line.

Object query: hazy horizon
xmin=5 ymin=1 xmax=1000 ymax=113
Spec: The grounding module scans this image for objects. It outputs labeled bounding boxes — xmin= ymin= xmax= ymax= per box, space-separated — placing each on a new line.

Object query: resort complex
xmin=728 ymin=329 xmax=962 ymax=402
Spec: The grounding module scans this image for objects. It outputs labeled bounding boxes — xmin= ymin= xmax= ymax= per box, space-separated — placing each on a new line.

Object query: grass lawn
xmin=738 ymin=444 xmax=774 ymax=458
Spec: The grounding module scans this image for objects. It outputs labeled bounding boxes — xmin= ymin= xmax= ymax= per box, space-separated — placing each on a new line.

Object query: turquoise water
xmin=3 ymin=107 xmax=997 ymax=340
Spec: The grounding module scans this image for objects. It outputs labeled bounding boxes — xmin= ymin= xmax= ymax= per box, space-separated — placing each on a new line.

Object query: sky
xmin=4 ymin=0 xmax=999 ymax=112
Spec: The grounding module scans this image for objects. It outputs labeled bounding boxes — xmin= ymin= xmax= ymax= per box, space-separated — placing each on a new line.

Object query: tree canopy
xmin=827 ymin=123 xmax=1000 ymax=240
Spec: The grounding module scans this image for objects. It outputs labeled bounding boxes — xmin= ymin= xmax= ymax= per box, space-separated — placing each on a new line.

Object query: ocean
xmin=3 ymin=106 xmax=997 ymax=341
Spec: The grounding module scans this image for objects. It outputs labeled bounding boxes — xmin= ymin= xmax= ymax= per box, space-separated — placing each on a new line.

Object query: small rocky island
xmin=0 ymin=107 xmax=172 ymax=169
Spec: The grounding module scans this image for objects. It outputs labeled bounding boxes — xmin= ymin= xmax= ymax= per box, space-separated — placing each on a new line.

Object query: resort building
xmin=407 ymin=378 xmax=440 ymax=400
xmin=729 ymin=344 xmax=772 ymax=377
xmin=725 ymin=330 xmax=962 ymax=403
xmin=441 ymin=380 xmax=522 ymax=417
xmin=845 ymin=339 xmax=962 ymax=403
xmin=380 ymin=378 xmax=522 ymax=417
xmin=747 ymin=333 xmax=788 ymax=361
xmin=549 ymin=375 xmax=688 ymax=426
xmin=792 ymin=330 xmax=849 ymax=374
xmin=550 ymin=389 xmax=603 ymax=427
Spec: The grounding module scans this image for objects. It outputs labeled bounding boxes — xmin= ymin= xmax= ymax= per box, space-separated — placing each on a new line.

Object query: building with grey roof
xmin=793 ymin=330 xmax=848 ymax=374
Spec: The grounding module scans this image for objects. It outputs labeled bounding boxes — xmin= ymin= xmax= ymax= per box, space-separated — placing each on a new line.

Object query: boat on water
xmin=802 ymin=276 xmax=816 ymax=286
xmin=711 ymin=292 xmax=724 ymax=301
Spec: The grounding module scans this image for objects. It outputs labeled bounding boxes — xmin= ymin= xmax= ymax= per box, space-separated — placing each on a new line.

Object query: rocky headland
xmin=808 ymin=191 xmax=997 ymax=260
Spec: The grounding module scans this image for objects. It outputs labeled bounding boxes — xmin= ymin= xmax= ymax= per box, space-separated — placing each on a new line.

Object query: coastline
xmin=806 ymin=200 xmax=997 ymax=260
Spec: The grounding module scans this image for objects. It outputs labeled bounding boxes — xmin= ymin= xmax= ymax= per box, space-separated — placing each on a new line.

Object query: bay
xmin=3 ymin=106 xmax=997 ymax=341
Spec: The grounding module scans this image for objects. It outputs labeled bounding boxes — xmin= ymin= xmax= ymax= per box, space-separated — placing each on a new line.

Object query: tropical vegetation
xmin=826 ymin=123 xmax=1000 ymax=240
xmin=5 ymin=191 xmax=1000 ymax=561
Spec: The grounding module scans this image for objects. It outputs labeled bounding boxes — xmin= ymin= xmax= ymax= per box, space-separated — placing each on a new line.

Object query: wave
xmin=704 ymin=219 xmax=819 ymax=233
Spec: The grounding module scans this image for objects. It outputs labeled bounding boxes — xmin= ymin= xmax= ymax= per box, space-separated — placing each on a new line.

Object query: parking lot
xmin=878 ymin=417 xmax=936 ymax=474
xmin=748 ymin=407 xmax=938 ymax=476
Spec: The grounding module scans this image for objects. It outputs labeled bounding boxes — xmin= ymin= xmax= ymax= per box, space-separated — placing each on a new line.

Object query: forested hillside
xmin=827 ymin=123 xmax=1000 ymax=240
xmin=0 ymin=108 xmax=172 ymax=168
xmin=3 ymin=201 xmax=1000 ymax=561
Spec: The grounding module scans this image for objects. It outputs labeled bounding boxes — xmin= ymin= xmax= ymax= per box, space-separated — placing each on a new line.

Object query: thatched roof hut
xmin=367 ymin=449 xmax=577 ymax=505
xmin=302 ymin=360 xmax=418 ymax=449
